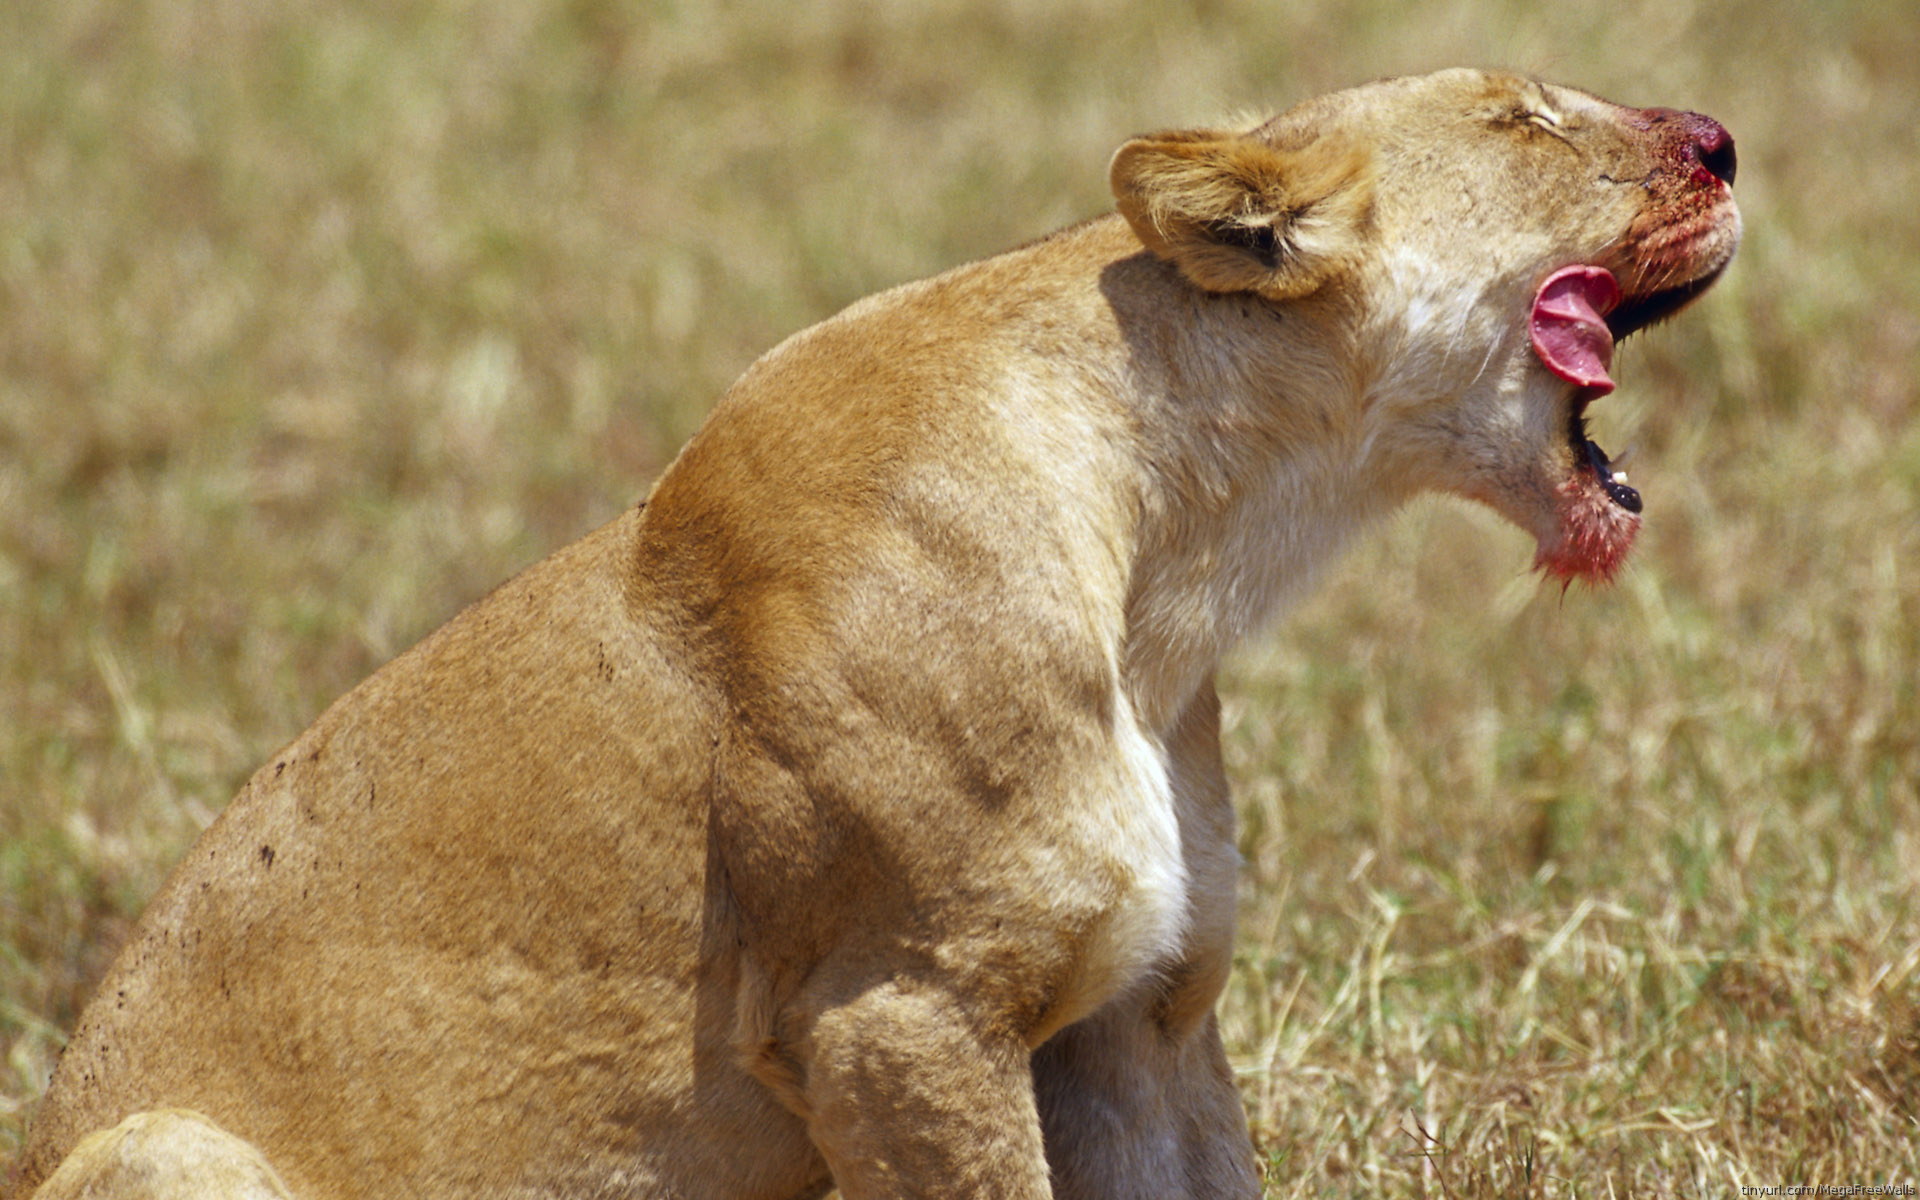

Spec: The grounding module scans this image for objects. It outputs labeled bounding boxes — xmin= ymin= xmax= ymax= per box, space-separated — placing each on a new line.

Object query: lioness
xmin=10 ymin=68 xmax=1738 ymax=1199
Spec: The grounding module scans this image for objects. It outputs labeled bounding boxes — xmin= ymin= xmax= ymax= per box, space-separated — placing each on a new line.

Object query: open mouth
xmin=1530 ymin=260 xmax=1729 ymax=518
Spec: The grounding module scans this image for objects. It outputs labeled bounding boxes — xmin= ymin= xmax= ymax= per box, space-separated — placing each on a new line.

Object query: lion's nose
xmin=1636 ymin=108 xmax=1738 ymax=189
xmin=1691 ymin=117 xmax=1737 ymax=187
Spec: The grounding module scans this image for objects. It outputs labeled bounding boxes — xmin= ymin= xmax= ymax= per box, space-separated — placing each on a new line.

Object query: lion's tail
xmin=25 ymin=1109 xmax=293 ymax=1199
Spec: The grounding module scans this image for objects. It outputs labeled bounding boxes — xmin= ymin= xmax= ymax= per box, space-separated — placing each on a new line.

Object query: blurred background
xmin=2 ymin=0 xmax=1914 ymax=1192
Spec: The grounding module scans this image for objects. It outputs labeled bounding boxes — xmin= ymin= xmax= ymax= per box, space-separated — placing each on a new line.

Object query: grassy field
xmin=3 ymin=0 xmax=1916 ymax=1193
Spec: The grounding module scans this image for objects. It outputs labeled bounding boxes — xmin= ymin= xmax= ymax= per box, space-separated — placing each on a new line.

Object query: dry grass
xmin=3 ymin=0 xmax=1917 ymax=1193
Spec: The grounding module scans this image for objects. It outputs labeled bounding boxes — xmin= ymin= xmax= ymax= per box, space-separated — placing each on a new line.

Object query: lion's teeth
xmin=1612 ymin=470 xmax=1629 ymax=485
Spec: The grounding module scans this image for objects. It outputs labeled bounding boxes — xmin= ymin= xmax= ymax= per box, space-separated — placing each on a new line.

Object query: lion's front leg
xmin=1033 ymin=998 xmax=1259 ymax=1200
xmin=1027 ymin=678 xmax=1261 ymax=1198
xmin=792 ymin=979 xmax=1054 ymax=1199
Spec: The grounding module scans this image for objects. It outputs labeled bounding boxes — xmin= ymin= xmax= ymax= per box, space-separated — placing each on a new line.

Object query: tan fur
xmin=32 ymin=1112 xmax=292 ymax=1200
xmin=11 ymin=70 xmax=1737 ymax=1199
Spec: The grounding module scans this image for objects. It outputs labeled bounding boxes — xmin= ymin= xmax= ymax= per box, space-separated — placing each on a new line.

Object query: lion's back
xmin=14 ymin=503 xmax=749 ymax=1198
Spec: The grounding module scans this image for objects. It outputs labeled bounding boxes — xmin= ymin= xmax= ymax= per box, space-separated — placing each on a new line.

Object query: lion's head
xmin=1111 ymin=68 xmax=1740 ymax=582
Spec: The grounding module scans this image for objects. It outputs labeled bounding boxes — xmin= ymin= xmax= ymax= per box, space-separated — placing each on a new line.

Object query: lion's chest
xmin=1023 ymin=714 xmax=1196 ymax=1043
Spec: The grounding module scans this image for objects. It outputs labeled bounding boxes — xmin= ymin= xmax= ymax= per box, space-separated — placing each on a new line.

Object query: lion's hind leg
xmin=29 ymin=1110 xmax=293 ymax=1200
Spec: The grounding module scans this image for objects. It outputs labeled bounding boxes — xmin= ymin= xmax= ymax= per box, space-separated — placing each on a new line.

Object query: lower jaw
xmin=1533 ymin=474 xmax=1642 ymax=584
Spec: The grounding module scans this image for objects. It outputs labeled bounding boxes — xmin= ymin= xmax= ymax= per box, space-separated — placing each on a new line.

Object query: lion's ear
xmin=1109 ymin=128 xmax=1374 ymax=300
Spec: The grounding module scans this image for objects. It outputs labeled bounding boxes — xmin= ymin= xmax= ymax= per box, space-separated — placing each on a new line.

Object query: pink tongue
xmin=1530 ymin=266 xmax=1622 ymax=394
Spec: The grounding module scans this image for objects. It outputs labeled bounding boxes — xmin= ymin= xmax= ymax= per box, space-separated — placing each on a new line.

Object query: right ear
xmin=1109 ymin=128 xmax=1374 ymax=300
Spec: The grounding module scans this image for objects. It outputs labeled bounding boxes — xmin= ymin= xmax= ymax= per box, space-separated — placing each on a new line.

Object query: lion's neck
xmin=1104 ymin=269 xmax=1402 ymax=733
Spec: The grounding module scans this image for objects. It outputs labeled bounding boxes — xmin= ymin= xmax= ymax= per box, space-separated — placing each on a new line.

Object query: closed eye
xmin=1521 ymin=103 xmax=1574 ymax=143
xmin=1489 ymin=91 xmax=1575 ymax=141
xmin=1515 ymin=83 xmax=1570 ymax=133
